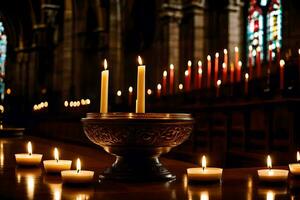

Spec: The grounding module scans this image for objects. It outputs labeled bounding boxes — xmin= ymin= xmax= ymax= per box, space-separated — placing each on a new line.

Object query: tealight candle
xmin=257 ymin=155 xmax=288 ymax=182
xmin=61 ymin=158 xmax=94 ymax=184
xmin=43 ymin=147 xmax=72 ymax=173
xmin=187 ymin=155 xmax=223 ymax=182
xmin=289 ymin=151 xmax=300 ymax=176
xmin=15 ymin=141 xmax=43 ymax=166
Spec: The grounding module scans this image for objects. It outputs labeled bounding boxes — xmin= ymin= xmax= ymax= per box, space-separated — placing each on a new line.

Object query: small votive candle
xmin=257 ymin=155 xmax=288 ymax=182
xmin=187 ymin=155 xmax=223 ymax=182
xmin=61 ymin=158 xmax=94 ymax=184
xmin=43 ymin=147 xmax=72 ymax=173
xmin=15 ymin=141 xmax=43 ymax=166
xmin=289 ymin=151 xmax=300 ymax=176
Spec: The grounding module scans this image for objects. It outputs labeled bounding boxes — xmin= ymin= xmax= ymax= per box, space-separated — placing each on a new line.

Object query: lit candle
xmin=61 ymin=158 xmax=94 ymax=184
xmin=230 ymin=63 xmax=234 ymax=83
xmin=156 ymin=83 xmax=161 ymax=98
xmin=128 ymin=86 xmax=133 ymax=107
xmin=257 ymin=155 xmax=288 ymax=182
xmin=280 ymin=59 xmax=285 ymax=90
xmin=245 ymin=73 xmax=249 ymax=96
xmin=268 ymin=44 xmax=272 ymax=77
xmin=169 ymin=64 xmax=174 ymax=94
xmin=256 ymin=47 xmax=261 ymax=78
xmin=289 ymin=151 xmax=300 ymax=175
xmin=187 ymin=155 xmax=223 ymax=182
xmin=276 ymin=42 xmax=280 ymax=65
xmin=15 ymin=142 xmax=43 ymax=166
xmin=178 ymin=83 xmax=183 ymax=92
xmin=237 ymin=61 xmax=242 ymax=82
xmin=197 ymin=61 xmax=202 ymax=89
xmin=43 ymin=147 xmax=72 ymax=173
xmin=214 ymin=53 xmax=219 ymax=86
xmin=187 ymin=60 xmax=192 ymax=84
xmin=216 ymin=80 xmax=221 ymax=97
xmin=184 ymin=70 xmax=190 ymax=92
xmin=207 ymin=55 xmax=211 ymax=88
xmin=223 ymin=49 xmax=228 ymax=68
xmin=162 ymin=70 xmax=167 ymax=95
xmin=235 ymin=47 xmax=239 ymax=76
xmin=248 ymin=46 xmax=253 ymax=80
xmin=136 ymin=56 xmax=145 ymax=113
xmin=222 ymin=63 xmax=227 ymax=83
xmin=100 ymin=59 xmax=109 ymax=113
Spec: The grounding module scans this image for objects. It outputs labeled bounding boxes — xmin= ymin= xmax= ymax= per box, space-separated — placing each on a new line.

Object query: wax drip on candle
xmin=76 ymin=158 xmax=81 ymax=174
xmin=201 ymin=155 xmax=206 ymax=172
xmin=54 ymin=147 xmax=59 ymax=163
xmin=28 ymin=142 xmax=32 ymax=156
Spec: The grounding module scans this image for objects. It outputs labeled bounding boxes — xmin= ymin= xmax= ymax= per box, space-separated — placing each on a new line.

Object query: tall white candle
xmin=136 ymin=56 xmax=145 ymax=113
xmin=100 ymin=59 xmax=109 ymax=113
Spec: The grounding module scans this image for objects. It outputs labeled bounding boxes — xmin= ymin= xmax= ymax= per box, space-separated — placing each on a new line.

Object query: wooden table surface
xmin=0 ymin=136 xmax=299 ymax=200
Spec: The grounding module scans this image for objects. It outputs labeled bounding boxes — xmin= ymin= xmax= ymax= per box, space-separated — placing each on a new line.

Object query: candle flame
xmin=280 ymin=59 xmax=285 ymax=68
xmin=267 ymin=155 xmax=272 ymax=169
xmin=238 ymin=61 xmax=242 ymax=67
xmin=222 ymin=63 xmax=226 ymax=69
xmin=268 ymin=45 xmax=272 ymax=50
xmin=201 ymin=155 xmax=206 ymax=171
xmin=128 ymin=86 xmax=133 ymax=93
xmin=257 ymin=46 xmax=261 ymax=52
xmin=103 ymin=59 xmax=108 ymax=70
xmin=76 ymin=158 xmax=81 ymax=173
xmin=235 ymin=47 xmax=239 ymax=52
xmin=185 ymin=70 xmax=189 ymax=76
xmin=137 ymin=56 xmax=143 ymax=65
xmin=27 ymin=142 xmax=32 ymax=156
xmin=170 ymin=64 xmax=174 ymax=70
xmin=276 ymin=42 xmax=280 ymax=48
xmin=215 ymin=52 xmax=219 ymax=58
xmin=207 ymin=55 xmax=211 ymax=61
xmin=187 ymin=60 xmax=192 ymax=67
xmin=297 ymin=151 xmax=300 ymax=162
xmin=223 ymin=49 xmax=227 ymax=54
xmin=117 ymin=90 xmax=122 ymax=96
xmin=198 ymin=68 xmax=203 ymax=74
xmin=249 ymin=46 xmax=253 ymax=51
xmin=298 ymin=49 xmax=300 ymax=55
xmin=217 ymin=80 xmax=222 ymax=86
xmin=163 ymin=70 xmax=167 ymax=77
xmin=54 ymin=147 xmax=59 ymax=161
xmin=157 ymin=84 xmax=161 ymax=90
xmin=198 ymin=60 xmax=202 ymax=67
xmin=245 ymin=73 xmax=249 ymax=80
xmin=178 ymin=84 xmax=183 ymax=90
xmin=147 ymin=89 xmax=152 ymax=95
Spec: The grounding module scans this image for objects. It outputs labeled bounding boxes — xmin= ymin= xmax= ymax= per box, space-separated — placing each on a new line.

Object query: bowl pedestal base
xmin=99 ymin=156 xmax=176 ymax=181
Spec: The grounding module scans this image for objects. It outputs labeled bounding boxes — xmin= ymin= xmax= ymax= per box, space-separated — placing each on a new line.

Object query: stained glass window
xmin=247 ymin=0 xmax=282 ymax=63
xmin=0 ymin=22 xmax=6 ymax=100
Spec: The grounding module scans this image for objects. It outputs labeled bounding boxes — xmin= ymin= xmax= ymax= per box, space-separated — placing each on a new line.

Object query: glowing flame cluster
xmin=33 ymin=101 xmax=48 ymax=111
xmin=64 ymin=99 xmax=91 ymax=108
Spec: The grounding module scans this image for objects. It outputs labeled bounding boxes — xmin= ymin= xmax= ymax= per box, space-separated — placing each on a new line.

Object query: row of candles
xmin=15 ymin=141 xmax=300 ymax=184
xmin=15 ymin=142 xmax=94 ymax=184
xmin=187 ymin=152 xmax=300 ymax=183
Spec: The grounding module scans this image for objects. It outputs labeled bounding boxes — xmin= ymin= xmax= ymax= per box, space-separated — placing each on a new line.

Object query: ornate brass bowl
xmin=82 ymin=112 xmax=193 ymax=181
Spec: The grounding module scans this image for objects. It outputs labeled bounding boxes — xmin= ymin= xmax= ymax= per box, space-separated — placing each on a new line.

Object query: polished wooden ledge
xmin=0 ymin=136 xmax=299 ymax=200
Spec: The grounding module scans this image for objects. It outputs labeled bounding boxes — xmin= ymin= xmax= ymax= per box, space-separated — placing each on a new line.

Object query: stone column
xmin=109 ymin=0 xmax=124 ymax=100
xmin=226 ymin=0 xmax=244 ymax=62
xmin=159 ymin=1 xmax=182 ymax=92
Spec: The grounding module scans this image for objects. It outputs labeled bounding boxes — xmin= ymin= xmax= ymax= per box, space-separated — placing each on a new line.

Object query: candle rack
xmin=82 ymin=112 xmax=193 ymax=182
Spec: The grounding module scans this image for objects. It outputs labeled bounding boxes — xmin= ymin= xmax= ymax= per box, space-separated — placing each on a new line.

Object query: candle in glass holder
xmin=289 ymin=151 xmax=300 ymax=176
xmin=43 ymin=147 xmax=72 ymax=173
xmin=162 ymin=70 xmax=167 ymax=95
xmin=257 ymin=155 xmax=288 ymax=182
xmin=214 ymin=53 xmax=219 ymax=86
xmin=15 ymin=142 xmax=43 ymax=166
xmin=187 ymin=155 xmax=223 ymax=182
xmin=61 ymin=158 xmax=94 ymax=184
xmin=279 ymin=60 xmax=285 ymax=90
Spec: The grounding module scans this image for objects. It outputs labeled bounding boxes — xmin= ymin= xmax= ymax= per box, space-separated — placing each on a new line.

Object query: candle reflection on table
xmin=258 ymin=186 xmax=287 ymax=200
xmin=43 ymin=175 xmax=62 ymax=200
xmin=0 ymin=142 xmax=4 ymax=168
xmin=62 ymin=186 xmax=94 ymax=200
